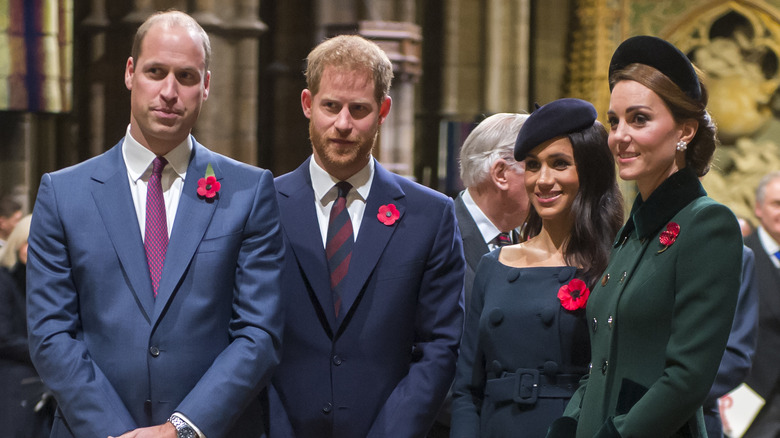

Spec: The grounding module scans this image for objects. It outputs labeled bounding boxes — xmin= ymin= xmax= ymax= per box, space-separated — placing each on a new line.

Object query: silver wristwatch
xmin=169 ymin=414 xmax=197 ymax=438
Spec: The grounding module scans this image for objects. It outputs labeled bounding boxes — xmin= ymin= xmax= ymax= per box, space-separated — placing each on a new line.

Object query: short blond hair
xmin=305 ymin=35 xmax=393 ymax=105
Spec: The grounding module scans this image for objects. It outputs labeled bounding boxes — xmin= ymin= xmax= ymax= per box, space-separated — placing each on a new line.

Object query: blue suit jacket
xmin=270 ymin=158 xmax=465 ymax=438
xmin=26 ymin=139 xmax=284 ymax=438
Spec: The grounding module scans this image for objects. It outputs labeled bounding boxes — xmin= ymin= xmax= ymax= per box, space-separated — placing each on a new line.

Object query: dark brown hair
xmin=609 ymin=63 xmax=717 ymax=177
xmin=521 ymin=122 xmax=624 ymax=288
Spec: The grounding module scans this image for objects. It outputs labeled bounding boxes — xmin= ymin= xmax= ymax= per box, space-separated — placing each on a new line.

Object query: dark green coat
xmin=550 ymin=168 xmax=742 ymax=437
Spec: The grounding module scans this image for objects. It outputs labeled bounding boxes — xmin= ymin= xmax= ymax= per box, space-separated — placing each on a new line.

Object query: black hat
xmin=609 ymin=35 xmax=701 ymax=101
xmin=514 ymin=98 xmax=597 ymax=161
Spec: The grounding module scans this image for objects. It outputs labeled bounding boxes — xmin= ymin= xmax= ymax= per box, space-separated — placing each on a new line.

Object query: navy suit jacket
xmin=27 ymin=138 xmax=284 ymax=438
xmin=453 ymin=192 xmax=490 ymax=310
xmin=270 ymin=158 xmax=465 ymax=438
xmin=745 ymin=231 xmax=780 ymax=399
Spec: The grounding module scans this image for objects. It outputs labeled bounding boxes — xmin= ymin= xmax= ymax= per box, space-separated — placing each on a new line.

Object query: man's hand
xmin=109 ymin=422 xmax=177 ymax=438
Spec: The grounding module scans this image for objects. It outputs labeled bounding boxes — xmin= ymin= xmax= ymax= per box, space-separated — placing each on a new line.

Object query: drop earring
xmin=676 ymin=140 xmax=687 ymax=151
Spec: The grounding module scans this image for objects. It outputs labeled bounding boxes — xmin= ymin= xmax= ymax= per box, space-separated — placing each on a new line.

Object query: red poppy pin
xmin=658 ymin=222 xmax=680 ymax=254
xmin=197 ymin=163 xmax=221 ymax=199
xmin=377 ymin=204 xmax=400 ymax=226
xmin=558 ymin=278 xmax=590 ymax=311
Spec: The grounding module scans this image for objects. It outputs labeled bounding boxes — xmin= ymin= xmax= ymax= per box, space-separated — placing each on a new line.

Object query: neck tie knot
xmin=335 ymin=181 xmax=352 ymax=199
xmin=496 ymin=231 xmax=513 ymax=247
xmin=152 ymin=156 xmax=168 ymax=176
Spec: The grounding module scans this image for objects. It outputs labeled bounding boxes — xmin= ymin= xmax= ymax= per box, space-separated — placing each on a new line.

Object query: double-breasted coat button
xmin=332 ymin=355 xmax=343 ymax=366
xmin=588 ymin=363 xmax=593 ymax=374
xmin=592 ymin=317 xmax=598 ymax=333
xmin=149 ymin=346 xmax=160 ymax=357
xmin=322 ymin=403 xmax=332 ymax=414
xmin=602 ymin=274 xmax=610 ymax=286
xmin=489 ymin=309 xmax=504 ymax=326
xmin=601 ymin=361 xmax=609 ymax=375
xmin=607 ymin=316 xmax=614 ymax=329
xmin=506 ymin=270 xmax=521 ymax=283
xmin=619 ymin=272 xmax=627 ymax=284
xmin=540 ymin=308 xmax=555 ymax=326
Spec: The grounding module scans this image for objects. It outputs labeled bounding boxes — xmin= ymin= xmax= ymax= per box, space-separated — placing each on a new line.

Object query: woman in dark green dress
xmin=548 ymin=36 xmax=744 ymax=438
xmin=451 ymin=98 xmax=623 ymax=437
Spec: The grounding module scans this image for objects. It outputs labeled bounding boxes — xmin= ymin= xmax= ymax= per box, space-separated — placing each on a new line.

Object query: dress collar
xmin=616 ymin=167 xmax=706 ymax=244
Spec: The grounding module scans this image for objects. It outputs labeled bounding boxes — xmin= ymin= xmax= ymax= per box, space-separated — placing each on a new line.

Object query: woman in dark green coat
xmin=547 ymin=36 xmax=743 ymax=438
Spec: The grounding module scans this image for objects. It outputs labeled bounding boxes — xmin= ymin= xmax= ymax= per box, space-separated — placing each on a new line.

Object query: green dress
xmin=549 ymin=168 xmax=743 ymax=438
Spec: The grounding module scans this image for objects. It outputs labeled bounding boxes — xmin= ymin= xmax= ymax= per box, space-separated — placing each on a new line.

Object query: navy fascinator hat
xmin=608 ymin=35 xmax=701 ymax=101
xmin=514 ymin=98 xmax=598 ymax=161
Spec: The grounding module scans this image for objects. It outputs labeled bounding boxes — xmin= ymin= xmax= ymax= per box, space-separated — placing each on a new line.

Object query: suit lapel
xmin=152 ymin=140 xmax=219 ymax=325
xmin=747 ymin=233 xmax=780 ymax=325
xmin=337 ymin=161 xmax=404 ymax=327
xmin=91 ymin=143 xmax=155 ymax=323
xmin=277 ymin=158 xmax=338 ymax=331
xmin=454 ymin=193 xmax=489 ymax=272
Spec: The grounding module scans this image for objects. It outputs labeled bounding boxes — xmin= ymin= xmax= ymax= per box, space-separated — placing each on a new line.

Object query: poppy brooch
xmin=658 ymin=222 xmax=680 ymax=254
xmin=377 ymin=204 xmax=400 ymax=226
xmin=558 ymin=278 xmax=590 ymax=311
xmin=197 ymin=163 xmax=221 ymax=199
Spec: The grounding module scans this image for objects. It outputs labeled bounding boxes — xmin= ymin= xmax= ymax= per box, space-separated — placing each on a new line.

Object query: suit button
xmin=601 ymin=361 xmax=609 ymax=375
xmin=322 ymin=403 xmax=332 ymax=414
xmin=333 ymin=355 xmax=343 ymax=366
xmin=592 ymin=318 xmax=598 ymax=333
xmin=149 ymin=346 xmax=160 ymax=357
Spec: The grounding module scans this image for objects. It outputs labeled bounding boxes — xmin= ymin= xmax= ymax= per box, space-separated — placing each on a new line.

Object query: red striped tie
xmin=326 ymin=181 xmax=353 ymax=317
xmin=145 ymin=156 xmax=168 ymax=297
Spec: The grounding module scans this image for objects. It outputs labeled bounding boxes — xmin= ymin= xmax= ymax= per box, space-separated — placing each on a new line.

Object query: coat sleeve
xmin=705 ymin=246 xmax=759 ymax=403
xmin=366 ymin=198 xmax=465 ymax=438
xmin=611 ymin=203 xmax=742 ymax=437
xmin=174 ymin=169 xmax=285 ymax=438
xmin=27 ymin=173 xmax=139 ymax=437
xmin=449 ymin=255 xmax=489 ymax=437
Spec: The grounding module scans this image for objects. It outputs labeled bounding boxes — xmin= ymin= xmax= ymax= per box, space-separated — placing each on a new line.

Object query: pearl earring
xmin=676 ymin=140 xmax=687 ymax=151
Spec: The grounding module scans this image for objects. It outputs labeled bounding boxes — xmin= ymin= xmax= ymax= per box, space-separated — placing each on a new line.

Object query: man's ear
xmin=490 ymin=158 xmax=510 ymax=190
xmin=301 ymin=89 xmax=313 ymax=119
xmin=125 ymin=57 xmax=134 ymax=91
xmin=378 ymin=96 xmax=392 ymax=125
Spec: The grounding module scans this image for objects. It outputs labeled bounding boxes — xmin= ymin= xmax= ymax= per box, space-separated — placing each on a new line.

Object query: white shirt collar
xmin=462 ymin=188 xmax=502 ymax=245
xmin=758 ymin=226 xmax=780 ymax=260
xmin=309 ymin=156 xmax=374 ymax=204
xmin=122 ymin=126 xmax=192 ymax=182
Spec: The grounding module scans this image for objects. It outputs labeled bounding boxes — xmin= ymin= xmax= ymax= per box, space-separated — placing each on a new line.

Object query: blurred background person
xmin=0 ymin=214 xmax=53 ymax=438
xmin=0 ymin=195 xmax=23 ymax=250
xmin=743 ymin=171 xmax=780 ymax=438
xmin=451 ymin=98 xmax=623 ymax=437
xmin=549 ymin=36 xmax=743 ymax=438
xmin=429 ymin=113 xmax=530 ymax=438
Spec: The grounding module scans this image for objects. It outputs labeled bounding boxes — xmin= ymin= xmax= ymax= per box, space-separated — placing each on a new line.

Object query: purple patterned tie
xmin=145 ymin=156 xmax=168 ymax=297
xmin=326 ymin=181 xmax=353 ymax=317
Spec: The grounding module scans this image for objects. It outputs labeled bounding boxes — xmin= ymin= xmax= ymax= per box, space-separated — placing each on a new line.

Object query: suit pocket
xmin=197 ymin=230 xmax=242 ymax=253
xmin=615 ymin=378 xmax=648 ymax=416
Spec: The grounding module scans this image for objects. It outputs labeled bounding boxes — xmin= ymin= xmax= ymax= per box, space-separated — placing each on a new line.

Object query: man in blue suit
xmin=269 ymin=35 xmax=465 ymax=438
xmin=26 ymin=11 xmax=284 ymax=438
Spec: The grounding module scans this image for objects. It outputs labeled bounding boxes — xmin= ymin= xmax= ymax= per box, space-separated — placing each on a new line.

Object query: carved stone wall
xmin=567 ymin=0 xmax=780 ymax=222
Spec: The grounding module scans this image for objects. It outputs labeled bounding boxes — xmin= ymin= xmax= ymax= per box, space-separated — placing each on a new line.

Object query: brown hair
xmin=131 ymin=10 xmax=211 ymax=71
xmin=305 ymin=35 xmax=393 ymax=105
xmin=609 ymin=63 xmax=717 ymax=177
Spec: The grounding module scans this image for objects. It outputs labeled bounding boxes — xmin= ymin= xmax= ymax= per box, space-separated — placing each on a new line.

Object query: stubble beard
xmin=309 ymin=122 xmax=378 ymax=173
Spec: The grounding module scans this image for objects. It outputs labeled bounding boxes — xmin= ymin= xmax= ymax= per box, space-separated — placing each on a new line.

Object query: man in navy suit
xmin=270 ymin=35 xmax=465 ymax=438
xmin=26 ymin=11 xmax=284 ymax=438
xmin=744 ymin=171 xmax=780 ymax=438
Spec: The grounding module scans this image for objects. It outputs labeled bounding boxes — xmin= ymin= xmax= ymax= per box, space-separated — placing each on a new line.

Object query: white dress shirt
xmin=309 ymin=157 xmax=374 ymax=248
xmin=122 ymin=126 xmax=191 ymax=241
